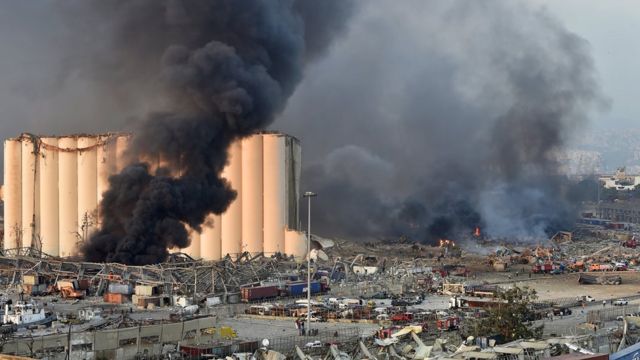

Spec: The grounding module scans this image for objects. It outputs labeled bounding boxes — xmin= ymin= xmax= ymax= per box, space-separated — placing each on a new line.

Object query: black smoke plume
xmin=81 ymin=0 xmax=355 ymax=264
xmin=277 ymin=0 xmax=607 ymax=244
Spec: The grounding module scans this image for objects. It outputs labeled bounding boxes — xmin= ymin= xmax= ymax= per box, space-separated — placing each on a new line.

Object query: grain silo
xmin=285 ymin=229 xmax=308 ymax=259
xmin=220 ymin=141 xmax=243 ymax=256
xmin=20 ymin=136 xmax=37 ymax=248
xmin=241 ymin=135 xmax=264 ymax=255
xmin=96 ymin=135 xmax=118 ymax=210
xmin=58 ymin=137 xmax=78 ymax=257
xmin=77 ymin=137 xmax=98 ymax=238
xmin=184 ymin=226 xmax=201 ymax=259
xmin=3 ymin=139 xmax=21 ymax=249
xmin=263 ymin=134 xmax=286 ymax=254
xmin=200 ymin=214 xmax=221 ymax=260
xmin=2 ymin=132 xmax=307 ymax=261
xmin=38 ymin=137 xmax=59 ymax=256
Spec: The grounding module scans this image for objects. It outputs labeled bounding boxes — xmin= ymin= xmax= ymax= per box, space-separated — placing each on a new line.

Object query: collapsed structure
xmin=2 ymin=132 xmax=307 ymax=260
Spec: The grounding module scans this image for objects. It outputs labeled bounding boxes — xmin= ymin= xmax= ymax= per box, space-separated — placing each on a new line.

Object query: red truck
xmin=241 ymin=285 xmax=278 ymax=302
xmin=532 ymin=263 xmax=553 ymax=274
xmin=437 ymin=316 xmax=460 ymax=331
xmin=391 ymin=312 xmax=414 ymax=323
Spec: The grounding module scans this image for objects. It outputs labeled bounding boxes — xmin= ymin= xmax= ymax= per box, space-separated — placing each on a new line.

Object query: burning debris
xmin=281 ymin=1 xmax=605 ymax=245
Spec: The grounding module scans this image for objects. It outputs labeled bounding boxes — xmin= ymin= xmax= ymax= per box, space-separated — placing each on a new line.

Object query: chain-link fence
xmin=0 ymin=316 xmax=219 ymax=360
xmin=265 ymin=326 xmax=361 ymax=357
xmin=587 ymin=304 xmax=640 ymax=324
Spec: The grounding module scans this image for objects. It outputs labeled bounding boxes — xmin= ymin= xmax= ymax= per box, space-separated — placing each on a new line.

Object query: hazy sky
xmin=538 ymin=0 xmax=640 ymax=128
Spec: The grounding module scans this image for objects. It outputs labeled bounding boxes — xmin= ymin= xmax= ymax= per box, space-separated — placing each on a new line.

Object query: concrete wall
xmin=2 ymin=316 xmax=217 ymax=359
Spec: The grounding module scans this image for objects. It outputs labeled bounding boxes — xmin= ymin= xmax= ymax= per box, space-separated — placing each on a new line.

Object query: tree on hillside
xmin=468 ymin=286 xmax=543 ymax=342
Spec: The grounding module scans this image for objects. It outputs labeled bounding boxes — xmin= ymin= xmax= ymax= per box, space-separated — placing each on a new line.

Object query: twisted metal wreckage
xmin=0 ymin=247 xmax=306 ymax=298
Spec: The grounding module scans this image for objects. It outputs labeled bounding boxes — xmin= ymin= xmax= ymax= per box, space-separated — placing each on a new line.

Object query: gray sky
xmin=538 ymin=0 xmax=640 ymax=128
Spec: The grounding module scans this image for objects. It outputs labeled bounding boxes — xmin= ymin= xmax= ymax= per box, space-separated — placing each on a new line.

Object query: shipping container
xmin=287 ymin=281 xmax=321 ymax=297
xmin=241 ymin=285 xmax=278 ymax=302
xmin=135 ymin=285 xmax=155 ymax=296
xmin=103 ymin=292 xmax=127 ymax=304
xmin=133 ymin=295 xmax=161 ymax=308
xmin=108 ymin=283 xmax=133 ymax=295
xmin=77 ymin=279 xmax=90 ymax=290
xmin=227 ymin=293 xmax=241 ymax=304
xmin=56 ymin=280 xmax=76 ymax=290
xmin=21 ymin=284 xmax=46 ymax=296
xmin=206 ymin=296 xmax=222 ymax=307
xmin=22 ymin=274 xmax=39 ymax=285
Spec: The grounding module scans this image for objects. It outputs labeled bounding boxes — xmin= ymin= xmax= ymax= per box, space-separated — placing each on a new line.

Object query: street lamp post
xmin=303 ymin=191 xmax=317 ymax=335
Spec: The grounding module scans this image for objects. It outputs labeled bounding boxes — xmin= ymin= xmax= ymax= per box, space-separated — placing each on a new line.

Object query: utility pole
xmin=303 ymin=191 xmax=317 ymax=335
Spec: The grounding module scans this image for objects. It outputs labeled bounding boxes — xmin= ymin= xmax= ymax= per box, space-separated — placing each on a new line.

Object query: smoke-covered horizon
xmin=276 ymin=0 xmax=607 ymax=244
xmin=0 ymin=0 xmax=355 ymax=264
xmin=81 ymin=0 xmax=356 ymax=264
xmin=0 ymin=1 xmax=609 ymax=256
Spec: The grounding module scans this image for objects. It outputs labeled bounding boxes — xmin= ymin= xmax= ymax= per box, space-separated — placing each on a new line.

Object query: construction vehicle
xmin=569 ymin=261 xmax=585 ymax=272
xmin=589 ymin=263 xmax=613 ymax=272
xmin=60 ymin=287 xmax=84 ymax=299
xmin=56 ymin=280 xmax=85 ymax=299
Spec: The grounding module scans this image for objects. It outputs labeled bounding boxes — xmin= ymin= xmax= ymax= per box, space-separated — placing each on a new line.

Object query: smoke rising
xmin=277 ymin=1 xmax=606 ymax=243
xmin=76 ymin=0 xmax=355 ymax=264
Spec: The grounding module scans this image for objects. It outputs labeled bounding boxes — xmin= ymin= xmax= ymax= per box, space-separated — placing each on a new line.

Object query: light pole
xmin=303 ymin=191 xmax=317 ymax=335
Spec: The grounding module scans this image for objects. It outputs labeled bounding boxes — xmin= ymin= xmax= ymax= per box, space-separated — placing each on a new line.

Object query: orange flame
xmin=474 ymin=227 xmax=481 ymax=237
xmin=439 ymin=239 xmax=456 ymax=248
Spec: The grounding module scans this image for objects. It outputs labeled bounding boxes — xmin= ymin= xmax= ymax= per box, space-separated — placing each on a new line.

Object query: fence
xmin=203 ymin=302 xmax=250 ymax=318
xmin=587 ymin=304 xmax=640 ymax=324
xmin=266 ymin=326 xmax=361 ymax=357
xmin=1 ymin=316 xmax=218 ymax=360
xmin=543 ymin=323 xmax=594 ymax=337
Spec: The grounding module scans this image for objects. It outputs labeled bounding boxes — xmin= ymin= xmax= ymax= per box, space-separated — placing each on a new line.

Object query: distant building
xmin=597 ymin=200 xmax=640 ymax=224
xmin=600 ymin=167 xmax=640 ymax=190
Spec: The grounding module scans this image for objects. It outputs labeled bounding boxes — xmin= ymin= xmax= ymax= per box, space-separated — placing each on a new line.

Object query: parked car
xmin=616 ymin=314 xmax=634 ymax=321
xmin=391 ymin=299 xmax=411 ymax=306
xmin=576 ymin=295 xmax=595 ymax=303
xmin=614 ymin=299 xmax=629 ymax=306
xmin=552 ymin=307 xmax=572 ymax=316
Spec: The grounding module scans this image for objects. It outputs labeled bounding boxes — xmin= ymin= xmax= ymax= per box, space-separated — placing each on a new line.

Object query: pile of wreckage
xmin=286 ymin=326 xmax=609 ymax=360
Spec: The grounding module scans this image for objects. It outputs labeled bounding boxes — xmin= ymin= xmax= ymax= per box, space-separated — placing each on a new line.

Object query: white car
xmin=616 ymin=314 xmax=634 ymax=321
xmin=576 ymin=295 xmax=595 ymax=303
xmin=614 ymin=299 xmax=629 ymax=306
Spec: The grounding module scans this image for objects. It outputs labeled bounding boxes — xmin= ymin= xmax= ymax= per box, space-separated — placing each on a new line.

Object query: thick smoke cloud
xmin=76 ymin=0 xmax=355 ymax=264
xmin=276 ymin=1 xmax=606 ymax=243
